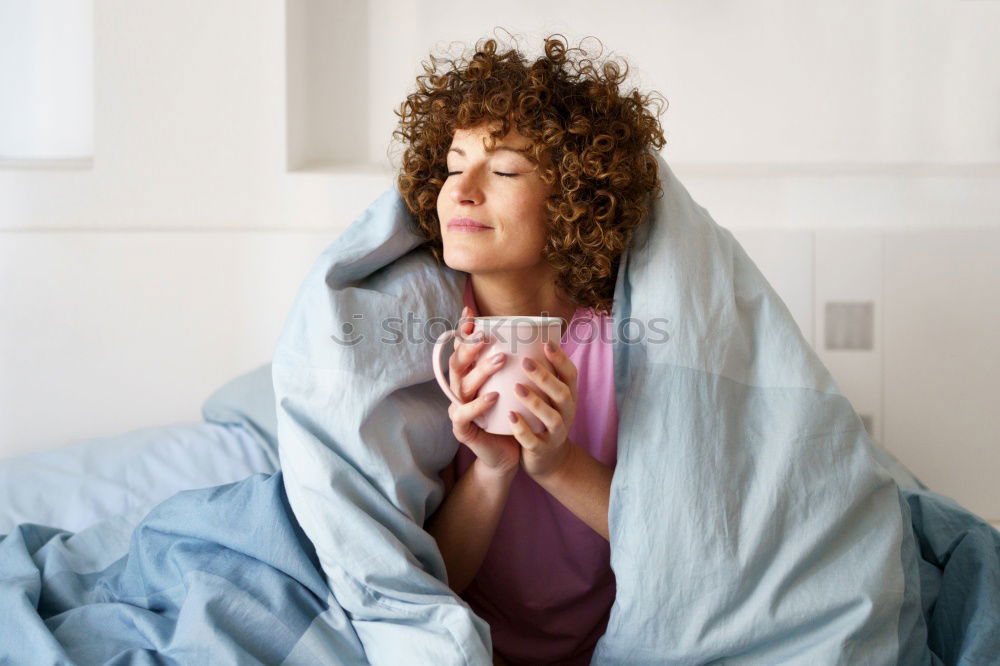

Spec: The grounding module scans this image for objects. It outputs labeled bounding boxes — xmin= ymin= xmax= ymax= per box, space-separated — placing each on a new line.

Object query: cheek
xmin=501 ymin=197 xmax=546 ymax=238
xmin=517 ymin=197 xmax=550 ymax=245
xmin=502 ymin=221 xmax=548 ymax=262
xmin=435 ymin=188 xmax=447 ymax=215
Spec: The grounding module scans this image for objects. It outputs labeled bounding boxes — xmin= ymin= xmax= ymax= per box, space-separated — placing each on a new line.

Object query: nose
xmin=450 ymin=168 xmax=484 ymax=205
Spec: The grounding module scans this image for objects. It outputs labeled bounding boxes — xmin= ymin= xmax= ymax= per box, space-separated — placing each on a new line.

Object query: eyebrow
xmin=447 ymin=146 xmax=531 ymax=157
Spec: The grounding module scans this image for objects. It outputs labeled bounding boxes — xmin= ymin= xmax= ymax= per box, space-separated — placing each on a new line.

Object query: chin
xmin=442 ymin=247 xmax=487 ymax=274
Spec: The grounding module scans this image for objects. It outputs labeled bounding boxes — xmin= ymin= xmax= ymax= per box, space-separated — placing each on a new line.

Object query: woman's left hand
xmin=509 ymin=341 xmax=579 ymax=480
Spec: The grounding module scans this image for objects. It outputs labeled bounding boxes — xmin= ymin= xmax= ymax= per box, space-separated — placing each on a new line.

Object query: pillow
xmin=201 ymin=362 xmax=279 ymax=457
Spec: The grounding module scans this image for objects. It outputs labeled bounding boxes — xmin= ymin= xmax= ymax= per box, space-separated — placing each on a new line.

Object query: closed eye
xmin=447 ymin=171 xmax=518 ymax=178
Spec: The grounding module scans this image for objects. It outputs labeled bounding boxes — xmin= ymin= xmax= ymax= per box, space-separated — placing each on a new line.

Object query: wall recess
xmin=285 ymin=0 xmax=370 ymax=172
xmin=0 ymin=0 xmax=93 ymax=168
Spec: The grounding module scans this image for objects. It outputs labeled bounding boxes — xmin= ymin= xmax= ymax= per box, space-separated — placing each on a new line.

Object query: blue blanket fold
xmin=0 ymin=471 xmax=368 ymax=665
xmin=904 ymin=489 xmax=1000 ymax=664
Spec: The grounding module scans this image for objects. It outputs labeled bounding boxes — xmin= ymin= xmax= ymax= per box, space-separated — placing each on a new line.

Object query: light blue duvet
xmin=1 ymin=152 xmax=998 ymax=664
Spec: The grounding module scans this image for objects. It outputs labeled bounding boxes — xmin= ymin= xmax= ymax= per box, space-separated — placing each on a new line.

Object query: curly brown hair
xmin=391 ymin=32 xmax=667 ymax=316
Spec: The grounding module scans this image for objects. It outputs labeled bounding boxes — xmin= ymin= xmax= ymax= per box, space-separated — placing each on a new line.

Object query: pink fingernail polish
xmin=522 ymin=358 xmax=536 ymax=371
xmin=508 ymin=411 xmax=517 ymax=423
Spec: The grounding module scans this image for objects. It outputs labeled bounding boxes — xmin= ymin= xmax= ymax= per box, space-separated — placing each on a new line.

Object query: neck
xmin=469 ymin=272 xmax=578 ymax=336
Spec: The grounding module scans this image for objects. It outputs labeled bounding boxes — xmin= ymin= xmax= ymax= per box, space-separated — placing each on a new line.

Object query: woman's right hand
xmin=447 ymin=306 xmax=521 ymax=479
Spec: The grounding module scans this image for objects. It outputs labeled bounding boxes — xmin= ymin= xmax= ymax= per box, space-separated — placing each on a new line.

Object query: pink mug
xmin=433 ymin=315 xmax=563 ymax=435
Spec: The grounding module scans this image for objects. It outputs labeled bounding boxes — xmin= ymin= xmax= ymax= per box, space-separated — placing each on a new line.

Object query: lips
xmin=448 ymin=217 xmax=492 ymax=230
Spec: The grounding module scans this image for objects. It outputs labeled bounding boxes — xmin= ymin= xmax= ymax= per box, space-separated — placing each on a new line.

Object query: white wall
xmin=1 ymin=0 xmax=997 ymax=524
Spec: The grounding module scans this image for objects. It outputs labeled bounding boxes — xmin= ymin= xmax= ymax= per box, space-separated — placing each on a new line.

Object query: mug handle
xmin=432 ymin=329 xmax=463 ymax=405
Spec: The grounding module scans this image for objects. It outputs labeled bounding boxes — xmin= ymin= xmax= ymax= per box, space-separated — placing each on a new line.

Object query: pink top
xmin=453 ymin=274 xmax=618 ymax=665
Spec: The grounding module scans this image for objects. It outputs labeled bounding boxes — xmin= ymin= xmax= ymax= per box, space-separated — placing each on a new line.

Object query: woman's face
xmin=436 ymin=122 xmax=554 ymax=276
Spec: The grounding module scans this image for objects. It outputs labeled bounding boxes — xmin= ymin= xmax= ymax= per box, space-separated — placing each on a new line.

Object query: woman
xmin=394 ymin=33 xmax=666 ymax=665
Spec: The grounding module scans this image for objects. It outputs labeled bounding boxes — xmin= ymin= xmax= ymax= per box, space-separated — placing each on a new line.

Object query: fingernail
xmin=514 ymin=383 xmax=528 ymax=396
xmin=522 ymin=358 xmax=536 ymax=371
xmin=486 ymin=391 xmax=499 ymax=402
xmin=508 ymin=411 xmax=517 ymax=423
xmin=489 ymin=352 xmax=505 ymax=364
xmin=546 ymin=341 xmax=557 ymax=353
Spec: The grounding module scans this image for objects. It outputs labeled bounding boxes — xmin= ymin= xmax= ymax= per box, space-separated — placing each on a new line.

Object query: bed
xmin=2 ymin=155 xmax=998 ymax=664
xmin=0 ymin=363 xmax=279 ymax=536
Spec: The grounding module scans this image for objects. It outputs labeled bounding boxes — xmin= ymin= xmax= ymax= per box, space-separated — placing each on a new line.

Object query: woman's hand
xmin=446 ymin=306 xmax=521 ymax=479
xmin=508 ymin=340 xmax=579 ymax=481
